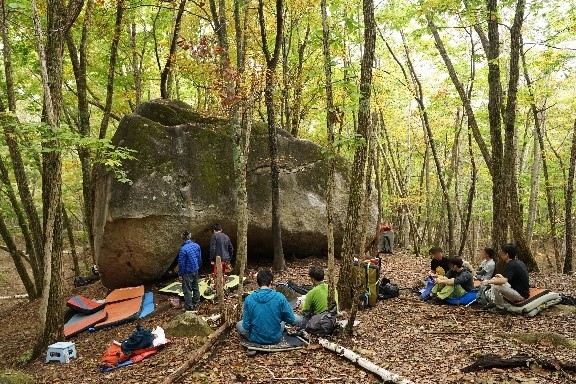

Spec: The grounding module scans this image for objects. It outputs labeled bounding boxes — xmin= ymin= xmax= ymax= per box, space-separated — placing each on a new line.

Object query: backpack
xmin=378 ymin=278 xmax=399 ymax=300
xmin=305 ymin=302 xmax=338 ymax=337
xmin=476 ymin=285 xmax=494 ymax=306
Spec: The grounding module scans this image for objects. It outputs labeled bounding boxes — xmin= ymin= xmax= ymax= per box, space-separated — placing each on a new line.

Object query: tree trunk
xmin=290 ymin=25 xmax=310 ymax=138
xmin=563 ymin=118 xmax=576 ymax=274
xmin=501 ymin=0 xmax=537 ymax=270
xmin=66 ymin=0 xmax=95 ymax=264
xmin=98 ymin=0 xmax=124 ymax=139
xmin=337 ymin=0 xmax=375 ymax=310
xmin=525 ymin=118 xmax=541 ymax=246
xmin=63 ymin=206 xmax=80 ymax=276
xmin=160 ymin=0 xmax=186 ymax=99
xmin=258 ymin=0 xmax=285 ymax=271
xmin=321 ymin=0 xmax=336 ymax=303
xmin=129 ymin=19 xmax=142 ymax=108
xmin=31 ymin=0 xmax=84 ymax=357
xmin=486 ymin=0 xmax=508 ymax=253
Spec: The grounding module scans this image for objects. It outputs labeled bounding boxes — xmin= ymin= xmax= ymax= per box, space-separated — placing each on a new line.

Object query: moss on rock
xmin=164 ymin=312 xmax=214 ymax=338
xmin=0 ymin=369 xmax=34 ymax=384
xmin=499 ymin=332 xmax=576 ymax=348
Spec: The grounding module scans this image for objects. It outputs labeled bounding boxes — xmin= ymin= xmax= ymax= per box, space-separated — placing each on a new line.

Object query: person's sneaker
xmin=481 ymin=303 xmax=497 ymax=311
xmin=488 ymin=306 xmax=508 ymax=315
xmin=183 ymin=304 xmax=197 ymax=312
xmin=246 ymin=349 xmax=257 ymax=357
xmin=429 ymin=297 xmax=444 ymax=305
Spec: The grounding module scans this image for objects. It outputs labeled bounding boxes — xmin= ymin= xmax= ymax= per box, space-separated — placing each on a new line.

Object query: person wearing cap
xmin=178 ymin=230 xmax=202 ymax=311
xmin=428 ymin=257 xmax=474 ymax=304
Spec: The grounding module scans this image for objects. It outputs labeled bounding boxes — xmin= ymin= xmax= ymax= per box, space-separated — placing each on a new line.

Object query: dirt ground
xmin=1 ymin=250 xmax=576 ymax=384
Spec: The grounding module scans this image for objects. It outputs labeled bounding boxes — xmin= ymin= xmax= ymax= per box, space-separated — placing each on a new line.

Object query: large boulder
xmin=94 ymin=99 xmax=377 ymax=288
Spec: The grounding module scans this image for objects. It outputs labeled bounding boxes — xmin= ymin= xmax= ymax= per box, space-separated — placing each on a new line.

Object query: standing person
xmin=210 ymin=223 xmax=234 ymax=275
xmin=481 ymin=243 xmax=530 ymax=313
xmin=237 ymin=269 xmax=296 ymax=345
xmin=475 ymin=247 xmax=496 ymax=281
xmin=178 ymin=230 xmax=202 ymax=311
xmin=377 ymin=225 xmax=394 ymax=254
xmin=429 ymin=258 xmax=474 ymax=304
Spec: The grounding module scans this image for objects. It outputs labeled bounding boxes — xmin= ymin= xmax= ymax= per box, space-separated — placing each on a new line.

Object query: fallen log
xmin=0 ymin=294 xmax=28 ymax=300
xmin=461 ymin=354 xmax=576 ymax=373
xmin=161 ymin=322 xmax=230 ymax=384
xmin=318 ymin=338 xmax=414 ymax=384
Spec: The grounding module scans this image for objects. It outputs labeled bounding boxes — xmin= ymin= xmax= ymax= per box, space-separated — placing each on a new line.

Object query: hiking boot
xmin=246 ymin=349 xmax=257 ymax=357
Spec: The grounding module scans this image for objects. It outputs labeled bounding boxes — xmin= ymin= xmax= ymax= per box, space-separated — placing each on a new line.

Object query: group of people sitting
xmin=424 ymin=243 xmax=530 ymax=313
xmin=237 ymin=266 xmax=332 ymax=352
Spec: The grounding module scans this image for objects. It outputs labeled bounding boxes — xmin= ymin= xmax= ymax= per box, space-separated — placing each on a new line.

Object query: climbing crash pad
xmin=240 ymin=334 xmax=306 ymax=352
xmin=64 ymin=310 xmax=107 ymax=338
xmin=66 ymin=295 xmax=105 ymax=314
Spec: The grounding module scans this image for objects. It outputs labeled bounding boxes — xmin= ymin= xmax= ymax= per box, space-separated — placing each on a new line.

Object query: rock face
xmin=94 ymin=99 xmax=377 ymax=288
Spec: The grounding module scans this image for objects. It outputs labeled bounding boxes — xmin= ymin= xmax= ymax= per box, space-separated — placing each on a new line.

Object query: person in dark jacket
xmin=237 ymin=269 xmax=295 ymax=345
xmin=178 ymin=230 xmax=201 ymax=311
xmin=481 ymin=243 xmax=530 ymax=313
xmin=210 ymin=223 xmax=234 ymax=275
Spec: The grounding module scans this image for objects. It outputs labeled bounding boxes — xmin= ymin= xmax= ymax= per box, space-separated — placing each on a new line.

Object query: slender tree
xmin=564 ymin=118 xmax=576 ymax=274
xmin=337 ymin=0 xmax=375 ymax=311
xmin=258 ymin=0 xmax=285 ymax=271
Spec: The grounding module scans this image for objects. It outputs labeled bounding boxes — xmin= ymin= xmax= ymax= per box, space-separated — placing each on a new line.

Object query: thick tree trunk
xmin=563 ymin=118 xmax=576 ymax=274
xmin=31 ymin=0 xmax=84 ymax=357
xmin=502 ymin=0 xmax=537 ymax=270
xmin=258 ymin=0 xmax=285 ymax=271
xmin=486 ymin=0 xmax=508 ymax=252
xmin=337 ymin=0 xmax=375 ymax=310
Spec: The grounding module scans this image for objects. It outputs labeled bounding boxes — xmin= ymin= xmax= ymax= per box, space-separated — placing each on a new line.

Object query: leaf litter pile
xmin=0 ymin=249 xmax=576 ymax=383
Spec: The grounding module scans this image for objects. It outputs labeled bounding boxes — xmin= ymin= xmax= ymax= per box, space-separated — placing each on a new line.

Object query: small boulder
xmin=164 ymin=312 xmax=214 ymax=338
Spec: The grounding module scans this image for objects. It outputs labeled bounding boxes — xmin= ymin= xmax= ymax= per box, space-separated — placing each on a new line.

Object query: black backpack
xmin=305 ymin=302 xmax=338 ymax=337
xmin=377 ymin=278 xmax=399 ymax=300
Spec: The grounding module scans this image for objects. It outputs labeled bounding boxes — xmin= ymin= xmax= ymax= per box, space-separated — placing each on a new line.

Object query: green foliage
xmin=17 ymin=349 xmax=33 ymax=364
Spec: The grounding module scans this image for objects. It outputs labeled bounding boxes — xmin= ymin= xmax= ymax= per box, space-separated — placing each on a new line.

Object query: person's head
xmin=212 ymin=223 xmax=222 ymax=233
xmin=479 ymin=247 xmax=496 ymax=260
xmin=181 ymin=230 xmax=191 ymax=241
xmin=499 ymin=243 xmax=518 ymax=262
xmin=448 ymin=257 xmax=464 ymax=271
xmin=256 ymin=268 xmax=274 ymax=287
xmin=429 ymin=247 xmax=444 ymax=260
xmin=308 ymin=266 xmax=325 ymax=284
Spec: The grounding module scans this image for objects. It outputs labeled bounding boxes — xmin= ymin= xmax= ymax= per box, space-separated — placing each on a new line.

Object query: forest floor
xmin=1 ymin=250 xmax=576 ymax=384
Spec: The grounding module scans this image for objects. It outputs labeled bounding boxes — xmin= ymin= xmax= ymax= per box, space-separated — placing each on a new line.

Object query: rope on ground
xmin=161 ymin=322 xmax=230 ymax=384
xmin=318 ymin=338 xmax=414 ymax=384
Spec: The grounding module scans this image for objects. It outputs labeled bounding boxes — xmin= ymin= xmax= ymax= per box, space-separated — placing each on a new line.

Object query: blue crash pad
xmin=139 ymin=292 xmax=155 ymax=319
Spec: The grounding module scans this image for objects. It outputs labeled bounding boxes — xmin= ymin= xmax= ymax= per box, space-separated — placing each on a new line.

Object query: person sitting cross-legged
xmin=236 ymin=269 xmax=296 ymax=345
xmin=481 ymin=243 xmax=530 ymax=313
xmin=293 ymin=266 xmax=336 ymax=329
xmin=428 ymin=257 xmax=474 ymax=304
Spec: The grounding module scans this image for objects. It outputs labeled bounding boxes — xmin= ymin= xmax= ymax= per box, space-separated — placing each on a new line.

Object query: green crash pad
xmin=159 ymin=275 xmax=245 ymax=300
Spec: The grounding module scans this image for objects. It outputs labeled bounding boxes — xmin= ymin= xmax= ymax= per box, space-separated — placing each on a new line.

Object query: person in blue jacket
xmin=237 ymin=269 xmax=295 ymax=345
xmin=178 ymin=230 xmax=202 ymax=311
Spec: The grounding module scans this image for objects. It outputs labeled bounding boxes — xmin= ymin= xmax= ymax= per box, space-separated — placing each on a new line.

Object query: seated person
xmin=236 ymin=269 xmax=295 ymax=344
xmin=428 ymin=258 xmax=474 ymax=303
xmin=481 ymin=243 xmax=530 ymax=313
xmin=429 ymin=247 xmax=450 ymax=278
xmin=293 ymin=266 xmax=335 ymax=328
xmin=475 ymin=247 xmax=496 ymax=281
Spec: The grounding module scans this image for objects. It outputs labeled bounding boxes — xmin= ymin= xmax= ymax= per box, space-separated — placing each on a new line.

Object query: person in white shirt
xmin=475 ymin=247 xmax=496 ymax=281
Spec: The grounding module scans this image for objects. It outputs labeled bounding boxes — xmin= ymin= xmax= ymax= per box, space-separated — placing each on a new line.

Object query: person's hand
xmin=481 ymin=280 xmax=488 ymax=286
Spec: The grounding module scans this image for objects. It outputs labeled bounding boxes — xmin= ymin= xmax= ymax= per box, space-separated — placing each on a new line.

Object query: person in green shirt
xmin=294 ymin=266 xmax=334 ymax=328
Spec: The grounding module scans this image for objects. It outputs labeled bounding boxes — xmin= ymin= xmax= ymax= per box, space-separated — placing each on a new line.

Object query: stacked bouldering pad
xmin=64 ymin=286 xmax=155 ymax=338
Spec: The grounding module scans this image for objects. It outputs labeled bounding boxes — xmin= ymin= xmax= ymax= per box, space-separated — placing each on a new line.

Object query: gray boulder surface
xmin=94 ymin=99 xmax=377 ymax=288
